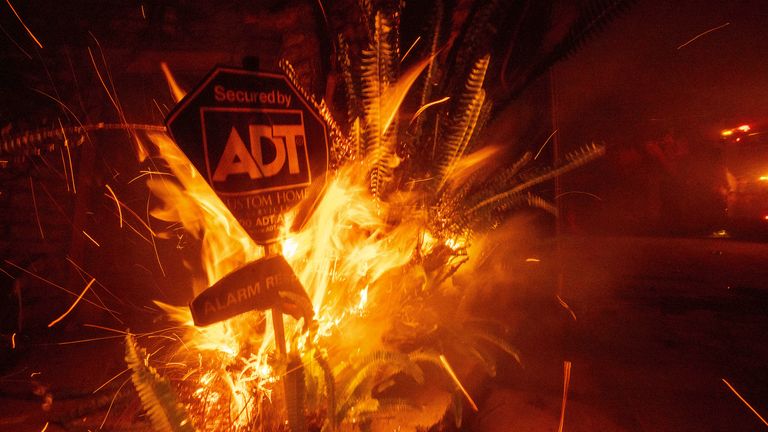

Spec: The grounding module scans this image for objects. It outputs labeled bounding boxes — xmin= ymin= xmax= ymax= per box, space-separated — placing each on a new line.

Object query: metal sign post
xmin=166 ymin=65 xmax=329 ymax=431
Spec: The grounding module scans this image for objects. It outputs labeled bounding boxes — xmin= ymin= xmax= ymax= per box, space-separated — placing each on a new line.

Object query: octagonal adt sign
xmin=166 ymin=67 xmax=329 ymax=244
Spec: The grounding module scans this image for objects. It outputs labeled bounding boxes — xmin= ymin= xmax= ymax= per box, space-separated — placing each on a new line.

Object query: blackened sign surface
xmin=166 ymin=67 xmax=329 ymax=244
xmin=188 ymin=254 xmax=310 ymax=327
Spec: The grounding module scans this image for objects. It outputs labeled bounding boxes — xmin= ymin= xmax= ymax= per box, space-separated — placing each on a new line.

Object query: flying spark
xmin=410 ymin=96 xmax=450 ymax=125
xmin=48 ymin=278 xmax=97 ymax=328
xmin=439 ymin=354 xmax=479 ymax=412
xmin=29 ymin=177 xmax=45 ymax=239
xmin=4 ymin=0 xmax=43 ymax=48
xmin=677 ymin=22 xmax=730 ymax=50
xmin=105 ymin=184 xmax=123 ymax=227
xmin=722 ymin=378 xmax=768 ymax=427
xmin=556 ymin=295 xmax=577 ymax=321
xmin=92 ymin=367 xmax=130 ymax=394
xmin=82 ymin=230 xmax=101 ymax=247
xmin=161 ymin=62 xmax=187 ymax=103
xmin=535 ymin=129 xmax=558 ymax=160
xmin=557 ymin=360 xmax=572 ymax=432
xmin=4 ymin=260 xmax=115 ymax=313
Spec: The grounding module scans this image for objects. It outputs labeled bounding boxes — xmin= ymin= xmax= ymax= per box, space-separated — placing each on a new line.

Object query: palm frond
xmin=314 ymin=349 xmax=337 ymax=432
xmin=494 ymin=151 xmax=533 ymax=186
xmin=443 ymin=0 xmax=502 ymax=97
xmin=501 ymin=0 xmax=636 ymax=100
xmin=460 ymin=192 xmax=555 ymax=233
xmin=340 ymin=351 xmax=425 ymax=401
xmin=350 ymin=117 xmax=363 ymax=160
xmin=358 ymin=0 xmax=373 ymax=40
xmin=336 ymin=350 xmax=424 ymax=423
xmin=467 ymin=344 xmax=497 ymax=377
xmin=337 ymin=34 xmax=360 ymax=124
xmin=414 ymin=0 xmax=445 ymax=135
xmin=361 ymin=11 xmax=397 ymax=198
xmin=285 ymin=354 xmax=307 ymax=432
xmin=466 ymin=327 xmax=522 ymax=366
xmin=124 ymin=335 xmax=195 ymax=432
xmin=465 ymin=143 xmax=605 ymax=218
xmin=347 ymin=397 xmax=420 ymax=423
xmin=433 ymin=55 xmax=490 ymax=191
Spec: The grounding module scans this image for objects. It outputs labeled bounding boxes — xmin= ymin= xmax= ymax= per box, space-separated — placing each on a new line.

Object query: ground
xmin=2 ymin=235 xmax=768 ymax=431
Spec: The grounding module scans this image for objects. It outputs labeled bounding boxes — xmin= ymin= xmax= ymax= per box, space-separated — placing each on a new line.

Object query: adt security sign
xmin=166 ymin=66 xmax=329 ymax=244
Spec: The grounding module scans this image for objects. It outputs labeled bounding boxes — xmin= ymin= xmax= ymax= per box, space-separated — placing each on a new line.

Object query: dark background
xmin=555 ymin=0 xmax=768 ymax=235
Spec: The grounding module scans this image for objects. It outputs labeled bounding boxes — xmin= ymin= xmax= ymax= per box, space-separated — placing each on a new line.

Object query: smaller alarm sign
xmin=165 ymin=67 xmax=329 ymax=244
xmin=189 ymin=254 xmax=313 ymax=327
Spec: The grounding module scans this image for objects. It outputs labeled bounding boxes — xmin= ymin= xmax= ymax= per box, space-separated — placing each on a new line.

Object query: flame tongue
xmin=189 ymin=254 xmax=313 ymax=327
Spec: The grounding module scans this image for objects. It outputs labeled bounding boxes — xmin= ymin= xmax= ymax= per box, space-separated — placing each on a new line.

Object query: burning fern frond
xmin=461 ymin=192 xmax=556 ymax=233
xmin=347 ymin=398 xmax=420 ymax=424
xmin=358 ymin=0 xmax=374 ymax=40
xmin=341 ymin=397 xmax=379 ymax=426
xmin=413 ymin=0 xmax=445 ymax=135
xmin=315 ymin=349 xmax=336 ymax=432
xmin=362 ymin=11 xmax=398 ymax=198
xmin=444 ymin=0 xmax=502 ymax=96
xmin=124 ymin=335 xmax=195 ymax=432
xmin=466 ymin=326 xmax=522 ymax=366
xmin=524 ymin=193 xmax=558 ymax=215
xmin=286 ymin=355 xmax=308 ymax=432
xmin=494 ymin=151 xmax=534 ymax=186
xmin=557 ymin=0 xmax=636 ymax=59
xmin=301 ymin=347 xmax=337 ymax=431
xmin=335 ymin=350 xmax=424 ymax=424
xmin=350 ymin=117 xmax=363 ymax=161
xmin=337 ymin=34 xmax=360 ymax=126
xmin=464 ymin=143 xmax=605 ymax=220
xmin=433 ymin=55 xmax=490 ymax=191
xmin=500 ymin=0 xmax=636 ymax=101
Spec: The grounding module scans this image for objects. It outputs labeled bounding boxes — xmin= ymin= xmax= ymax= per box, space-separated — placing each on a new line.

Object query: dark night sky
xmin=551 ymin=0 xmax=768 ymax=234
xmin=558 ymin=0 xmax=768 ymax=140
xmin=2 ymin=0 xmax=766 ymax=141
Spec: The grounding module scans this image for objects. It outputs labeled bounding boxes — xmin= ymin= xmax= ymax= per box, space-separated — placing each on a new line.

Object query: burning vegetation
xmin=125 ymin=5 xmax=605 ymax=432
xmin=0 ymin=0 xmax=636 ymax=430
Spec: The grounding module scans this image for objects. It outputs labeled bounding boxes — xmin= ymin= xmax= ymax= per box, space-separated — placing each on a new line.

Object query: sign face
xmin=166 ymin=67 xmax=329 ymax=244
xmin=189 ymin=254 xmax=313 ymax=326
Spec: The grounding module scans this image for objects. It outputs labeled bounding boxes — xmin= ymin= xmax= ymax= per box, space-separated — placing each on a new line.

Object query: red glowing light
xmin=722 ymin=124 xmax=752 ymax=137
